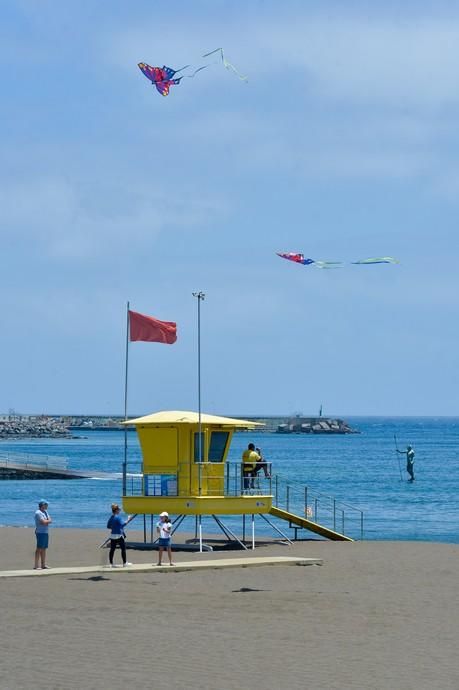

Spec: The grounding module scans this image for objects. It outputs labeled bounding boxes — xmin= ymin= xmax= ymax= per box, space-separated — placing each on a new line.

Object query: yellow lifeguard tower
xmin=122 ymin=410 xmax=360 ymax=549
xmin=122 ymin=410 xmax=276 ymax=548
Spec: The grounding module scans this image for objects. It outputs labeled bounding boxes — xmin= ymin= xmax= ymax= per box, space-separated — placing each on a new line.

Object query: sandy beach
xmin=0 ymin=528 xmax=457 ymax=690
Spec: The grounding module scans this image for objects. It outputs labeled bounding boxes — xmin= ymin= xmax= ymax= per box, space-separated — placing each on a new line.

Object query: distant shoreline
xmin=4 ymin=413 xmax=459 ymax=419
xmin=2 ymin=414 xmax=359 ymax=435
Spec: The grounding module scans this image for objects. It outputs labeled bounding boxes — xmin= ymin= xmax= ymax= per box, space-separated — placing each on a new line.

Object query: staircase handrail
xmin=274 ymin=472 xmax=363 ymax=514
xmin=272 ymin=473 xmax=364 ymax=540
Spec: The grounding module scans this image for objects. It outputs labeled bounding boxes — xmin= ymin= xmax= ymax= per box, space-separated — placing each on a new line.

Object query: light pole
xmin=192 ymin=291 xmax=205 ymax=469
xmin=192 ymin=291 xmax=205 ymax=552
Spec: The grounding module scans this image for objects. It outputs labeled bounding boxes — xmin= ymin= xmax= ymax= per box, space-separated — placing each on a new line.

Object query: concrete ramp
xmin=0 ymin=556 xmax=322 ymax=579
xmin=269 ymin=506 xmax=353 ymax=542
xmin=0 ymin=459 xmax=116 ymax=480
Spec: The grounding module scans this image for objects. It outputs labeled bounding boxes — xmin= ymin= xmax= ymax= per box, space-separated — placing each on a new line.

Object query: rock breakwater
xmin=276 ymin=417 xmax=358 ymax=434
xmin=0 ymin=417 xmax=70 ymax=439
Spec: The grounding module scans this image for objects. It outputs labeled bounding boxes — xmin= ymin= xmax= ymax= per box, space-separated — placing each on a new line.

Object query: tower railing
xmin=272 ymin=474 xmax=364 ymax=540
xmin=0 ymin=451 xmax=68 ymax=471
xmin=122 ymin=460 xmax=363 ymax=539
xmin=123 ymin=460 xmax=273 ymax=497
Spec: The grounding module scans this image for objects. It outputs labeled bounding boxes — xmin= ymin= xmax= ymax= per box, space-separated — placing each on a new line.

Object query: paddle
xmin=393 ymin=434 xmax=403 ymax=481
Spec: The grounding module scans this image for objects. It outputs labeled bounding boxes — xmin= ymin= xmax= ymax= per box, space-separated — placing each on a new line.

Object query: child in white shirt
xmin=156 ymin=511 xmax=174 ymax=566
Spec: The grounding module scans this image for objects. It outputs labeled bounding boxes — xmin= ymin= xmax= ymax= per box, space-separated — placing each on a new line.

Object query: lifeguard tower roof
xmin=123 ymin=410 xmax=264 ymax=429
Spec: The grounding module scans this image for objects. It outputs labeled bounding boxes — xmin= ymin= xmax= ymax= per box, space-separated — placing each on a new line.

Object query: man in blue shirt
xmin=34 ymin=500 xmax=52 ymax=569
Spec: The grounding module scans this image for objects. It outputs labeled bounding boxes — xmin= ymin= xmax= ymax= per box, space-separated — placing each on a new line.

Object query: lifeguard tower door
xmin=189 ymin=428 xmax=229 ymax=497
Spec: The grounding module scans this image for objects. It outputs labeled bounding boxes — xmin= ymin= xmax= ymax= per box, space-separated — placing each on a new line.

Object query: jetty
xmin=0 ymin=415 xmax=70 ymax=439
xmin=0 ymin=452 xmax=115 ymax=480
xmin=68 ymin=414 xmax=358 ymax=434
xmin=275 ymin=416 xmax=357 ymax=434
xmin=0 ymin=413 xmax=359 ymax=435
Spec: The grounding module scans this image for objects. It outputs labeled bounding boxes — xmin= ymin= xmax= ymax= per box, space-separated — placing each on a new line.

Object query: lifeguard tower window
xmin=145 ymin=474 xmax=177 ymax=496
xmin=193 ymin=432 xmax=205 ymax=463
xmin=208 ymin=431 xmax=229 ymax=462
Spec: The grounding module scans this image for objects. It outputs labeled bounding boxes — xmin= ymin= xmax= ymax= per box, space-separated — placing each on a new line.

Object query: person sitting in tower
xmin=253 ymin=447 xmax=271 ymax=479
xmin=242 ymin=443 xmax=260 ymax=490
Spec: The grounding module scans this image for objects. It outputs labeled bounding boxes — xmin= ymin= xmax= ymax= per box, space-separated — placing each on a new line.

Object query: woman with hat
xmin=155 ymin=511 xmax=174 ymax=566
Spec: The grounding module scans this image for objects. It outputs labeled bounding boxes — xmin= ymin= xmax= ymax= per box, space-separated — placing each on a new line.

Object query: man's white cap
xmin=159 ymin=511 xmax=169 ymax=517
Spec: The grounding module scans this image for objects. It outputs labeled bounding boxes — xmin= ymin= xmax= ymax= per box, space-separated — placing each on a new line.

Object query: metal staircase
xmin=269 ymin=475 xmax=364 ymax=541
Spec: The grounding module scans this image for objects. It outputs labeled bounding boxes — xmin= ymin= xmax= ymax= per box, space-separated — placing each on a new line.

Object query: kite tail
xmin=183 ymin=64 xmax=209 ymax=78
xmin=222 ymin=56 xmax=248 ymax=82
xmin=314 ymin=261 xmax=344 ymax=269
xmin=202 ymin=48 xmax=248 ymax=82
xmin=173 ymin=64 xmax=191 ymax=74
xmin=173 ymin=63 xmax=209 ymax=79
xmin=202 ymin=48 xmax=222 ymax=59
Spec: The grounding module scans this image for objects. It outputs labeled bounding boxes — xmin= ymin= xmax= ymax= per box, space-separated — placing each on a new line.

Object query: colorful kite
xmin=277 ymin=252 xmax=314 ymax=265
xmin=138 ymin=62 xmax=208 ymax=96
xmin=277 ymin=252 xmax=399 ymax=269
xmin=138 ymin=48 xmax=246 ymax=97
xmin=276 ymin=253 xmax=343 ymax=269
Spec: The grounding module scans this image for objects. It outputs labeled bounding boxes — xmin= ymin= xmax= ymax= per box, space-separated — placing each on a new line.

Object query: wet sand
xmin=1 ymin=527 xmax=458 ymax=690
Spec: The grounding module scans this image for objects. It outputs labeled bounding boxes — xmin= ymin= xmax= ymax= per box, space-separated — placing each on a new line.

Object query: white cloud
xmin=0 ymin=175 xmax=227 ymax=260
xmin=252 ymin=16 xmax=459 ymax=109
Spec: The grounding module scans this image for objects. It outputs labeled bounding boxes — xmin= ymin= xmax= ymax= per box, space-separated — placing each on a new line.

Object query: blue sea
xmin=1 ymin=417 xmax=458 ymax=543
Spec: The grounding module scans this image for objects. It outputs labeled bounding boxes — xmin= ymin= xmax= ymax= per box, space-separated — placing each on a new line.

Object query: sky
xmin=1 ymin=0 xmax=459 ymax=417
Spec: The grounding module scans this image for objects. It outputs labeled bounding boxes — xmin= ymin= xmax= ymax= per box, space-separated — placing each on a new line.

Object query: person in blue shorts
xmin=34 ymin=500 xmax=52 ymax=570
xmin=155 ymin=511 xmax=174 ymax=566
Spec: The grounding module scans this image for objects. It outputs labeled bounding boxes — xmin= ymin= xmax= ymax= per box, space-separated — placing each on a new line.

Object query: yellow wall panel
xmin=138 ymin=426 xmax=178 ymax=472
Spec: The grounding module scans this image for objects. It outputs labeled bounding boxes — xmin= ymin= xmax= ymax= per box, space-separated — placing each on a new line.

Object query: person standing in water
xmin=397 ymin=445 xmax=415 ymax=481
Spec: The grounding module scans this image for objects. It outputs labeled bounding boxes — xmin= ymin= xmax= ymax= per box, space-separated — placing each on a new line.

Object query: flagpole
xmin=123 ymin=301 xmax=130 ymax=496
xmin=192 ymin=292 xmax=205 ymax=477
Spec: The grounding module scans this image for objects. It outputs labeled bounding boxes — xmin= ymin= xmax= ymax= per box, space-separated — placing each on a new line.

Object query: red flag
xmin=129 ymin=310 xmax=177 ymax=344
